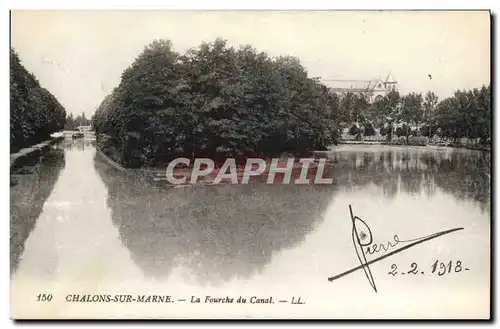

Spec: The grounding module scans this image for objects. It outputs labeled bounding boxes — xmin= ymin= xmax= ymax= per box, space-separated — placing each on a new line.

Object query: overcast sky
xmin=11 ymin=10 xmax=490 ymax=116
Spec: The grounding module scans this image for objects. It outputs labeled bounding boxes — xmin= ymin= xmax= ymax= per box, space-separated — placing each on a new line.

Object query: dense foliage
xmin=10 ymin=48 xmax=66 ymax=152
xmin=337 ymin=85 xmax=491 ymax=144
xmin=93 ymin=39 xmax=340 ymax=168
xmin=64 ymin=112 xmax=91 ymax=130
xmin=92 ymin=38 xmax=490 ymax=167
xmin=433 ymin=87 xmax=491 ymax=141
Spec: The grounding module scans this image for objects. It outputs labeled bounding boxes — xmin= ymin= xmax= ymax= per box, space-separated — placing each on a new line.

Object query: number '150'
xmin=37 ymin=293 xmax=53 ymax=302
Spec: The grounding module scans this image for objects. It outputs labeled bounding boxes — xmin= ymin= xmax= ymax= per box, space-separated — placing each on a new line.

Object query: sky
xmin=10 ymin=10 xmax=490 ymax=117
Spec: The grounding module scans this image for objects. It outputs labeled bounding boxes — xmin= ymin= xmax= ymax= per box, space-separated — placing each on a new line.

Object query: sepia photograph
xmin=9 ymin=10 xmax=491 ymax=319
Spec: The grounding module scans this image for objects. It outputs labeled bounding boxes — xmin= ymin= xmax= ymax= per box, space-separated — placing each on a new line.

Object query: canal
xmin=10 ymin=139 xmax=491 ymax=319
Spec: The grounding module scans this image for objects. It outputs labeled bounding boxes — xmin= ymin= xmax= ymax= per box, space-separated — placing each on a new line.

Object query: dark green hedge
xmin=92 ymin=39 xmax=340 ymax=168
xmin=10 ymin=48 xmax=66 ymax=153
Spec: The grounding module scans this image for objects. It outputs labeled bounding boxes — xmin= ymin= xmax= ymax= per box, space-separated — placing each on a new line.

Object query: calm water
xmin=10 ymin=139 xmax=491 ymax=319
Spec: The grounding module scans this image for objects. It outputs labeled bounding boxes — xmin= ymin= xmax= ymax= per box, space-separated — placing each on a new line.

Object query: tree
xmin=339 ymin=92 xmax=369 ymax=124
xmin=475 ymin=85 xmax=491 ymax=143
xmin=363 ymin=122 xmax=376 ymax=137
xmin=353 ymin=94 xmax=370 ymax=123
xmin=386 ymin=89 xmax=401 ymax=120
xmin=64 ymin=112 xmax=91 ymax=130
xmin=432 ymin=86 xmax=490 ymax=144
xmin=368 ymin=96 xmax=389 ymax=129
xmin=349 ymin=125 xmax=361 ymax=140
xmin=395 ymin=124 xmax=413 ymax=143
xmin=338 ymin=92 xmax=353 ymax=124
xmin=10 ymin=48 xmax=66 ymax=152
xmin=368 ymin=90 xmax=400 ymax=142
xmin=65 ymin=113 xmax=74 ymax=130
xmin=420 ymin=125 xmax=439 ymax=139
xmin=400 ymin=93 xmax=423 ymax=143
xmin=379 ymin=126 xmax=391 ymax=138
xmin=92 ymin=38 xmax=340 ymax=168
xmin=423 ymin=91 xmax=439 ymax=139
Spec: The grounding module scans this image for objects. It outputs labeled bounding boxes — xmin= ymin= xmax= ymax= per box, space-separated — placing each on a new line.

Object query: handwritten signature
xmin=327 ymin=204 xmax=464 ymax=292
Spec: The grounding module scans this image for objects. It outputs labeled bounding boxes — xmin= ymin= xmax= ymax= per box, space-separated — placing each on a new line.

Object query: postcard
xmin=9 ymin=10 xmax=491 ymax=319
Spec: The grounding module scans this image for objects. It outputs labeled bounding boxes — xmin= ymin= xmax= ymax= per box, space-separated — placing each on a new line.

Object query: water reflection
xmin=94 ymin=145 xmax=490 ymax=285
xmin=10 ymin=142 xmax=491 ymax=285
xmin=10 ymin=145 xmax=65 ymax=274
xmin=11 ymin=139 xmax=143 ymax=283
xmin=327 ymin=146 xmax=490 ymax=212
xmin=94 ymin=153 xmax=336 ymax=285
xmin=61 ymin=137 xmax=95 ymax=151
xmin=9 ymin=142 xmax=490 ymax=318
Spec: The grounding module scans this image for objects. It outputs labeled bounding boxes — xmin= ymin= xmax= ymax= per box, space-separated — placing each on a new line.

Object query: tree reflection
xmin=94 ymin=154 xmax=335 ymax=285
xmin=61 ymin=138 xmax=96 ymax=151
xmin=10 ymin=145 xmax=65 ymax=274
xmin=330 ymin=148 xmax=490 ymax=212
xmin=93 ymin=146 xmax=490 ymax=284
xmin=428 ymin=151 xmax=491 ymax=211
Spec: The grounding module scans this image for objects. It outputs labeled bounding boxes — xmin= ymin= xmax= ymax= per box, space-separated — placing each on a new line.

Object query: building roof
xmin=385 ymin=71 xmax=397 ymax=84
xmin=368 ymin=79 xmax=387 ymax=91
xmin=322 ymin=79 xmax=384 ymax=92
xmin=320 ymin=71 xmax=397 ymax=93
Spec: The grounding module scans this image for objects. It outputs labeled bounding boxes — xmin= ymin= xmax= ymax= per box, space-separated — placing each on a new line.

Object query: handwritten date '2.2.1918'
xmin=327 ymin=205 xmax=465 ymax=292
xmin=388 ymin=260 xmax=470 ymax=276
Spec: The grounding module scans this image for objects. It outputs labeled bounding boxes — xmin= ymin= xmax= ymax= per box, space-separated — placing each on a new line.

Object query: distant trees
xmin=395 ymin=124 xmax=413 ymax=140
xmin=336 ymin=92 xmax=372 ymax=126
xmin=64 ymin=112 xmax=91 ymax=130
xmin=93 ymin=38 xmax=340 ymax=168
xmin=10 ymin=48 xmax=66 ymax=152
xmin=433 ymin=86 xmax=491 ymax=143
xmin=337 ymin=85 xmax=491 ymax=145
xmin=363 ymin=122 xmax=376 ymax=137
xmin=348 ymin=125 xmax=361 ymax=140
xmin=368 ymin=95 xmax=390 ymax=130
xmin=339 ymin=92 xmax=370 ymax=124
xmin=423 ymin=91 xmax=439 ymax=139
xmin=399 ymin=93 xmax=423 ymax=143
xmin=90 ymin=39 xmax=491 ymax=167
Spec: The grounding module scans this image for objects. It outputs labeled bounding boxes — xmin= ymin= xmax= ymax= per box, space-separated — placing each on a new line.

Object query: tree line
xmin=64 ymin=112 xmax=91 ymax=130
xmin=337 ymin=85 xmax=491 ymax=144
xmin=10 ymin=48 xmax=66 ymax=153
xmin=92 ymin=38 xmax=491 ymax=168
xmin=92 ymin=38 xmax=339 ymax=168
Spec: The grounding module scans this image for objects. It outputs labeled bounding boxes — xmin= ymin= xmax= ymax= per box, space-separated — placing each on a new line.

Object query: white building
xmin=321 ymin=71 xmax=398 ymax=102
xmin=77 ymin=125 xmax=92 ymax=133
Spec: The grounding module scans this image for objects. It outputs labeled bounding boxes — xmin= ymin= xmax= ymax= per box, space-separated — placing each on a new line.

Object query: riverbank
xmin=338 ymin=140 xmax=491 ymax=152
xmin=96 ymin=148 xmax=215 ymax=186
xmin=10 ymin=136 xmax=64 ymax=171
xmin=95 ymin=146 xmax=326 ymax=186
xmin=95 ymin=147 xmax=130 ymax=173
